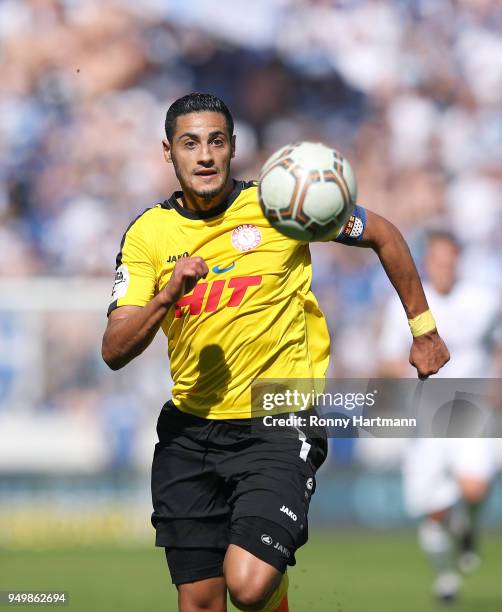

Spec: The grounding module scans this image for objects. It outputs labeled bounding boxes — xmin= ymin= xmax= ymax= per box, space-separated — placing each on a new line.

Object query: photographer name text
xmin=262 ymin=414 xmax=417 ymax=429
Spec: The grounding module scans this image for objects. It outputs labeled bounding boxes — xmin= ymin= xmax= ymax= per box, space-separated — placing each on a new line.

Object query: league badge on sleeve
xmin=110 ymin=264 xmax=129 ymax=303
xmin=343 ymin=214 xmax=364 ymax=239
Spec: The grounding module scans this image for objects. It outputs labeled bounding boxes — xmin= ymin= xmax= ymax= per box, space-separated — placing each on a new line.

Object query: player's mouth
xmin=194 ymin=168 xmax=218 ymax=180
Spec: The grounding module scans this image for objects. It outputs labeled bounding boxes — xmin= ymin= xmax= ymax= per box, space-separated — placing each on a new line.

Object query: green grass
xmin=1 ymin=531 xmax=501 ymax=611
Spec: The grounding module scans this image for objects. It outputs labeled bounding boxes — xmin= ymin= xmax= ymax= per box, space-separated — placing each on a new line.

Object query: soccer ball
xmin=258 ymin=142 xmax=357 ymax=241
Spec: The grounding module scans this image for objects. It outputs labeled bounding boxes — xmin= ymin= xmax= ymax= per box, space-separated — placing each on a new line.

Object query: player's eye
xmin=184 ymin=141 xmax=197 ymax=149
xmin=212 ymin=138 xmax=224 ymax=147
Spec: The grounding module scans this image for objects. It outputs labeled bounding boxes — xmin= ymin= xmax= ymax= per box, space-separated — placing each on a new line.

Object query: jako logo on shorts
xmin=280 ymin=505 xmax=297 ymax=521
xmin=261 ymin=534 xmax=273 ymax=545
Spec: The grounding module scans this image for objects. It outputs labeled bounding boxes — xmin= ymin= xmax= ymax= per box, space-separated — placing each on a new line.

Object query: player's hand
xmin=161 ymin=257 xmax=208 ymax=305
xmin=409 ymin=330 xmax=450 ymax=380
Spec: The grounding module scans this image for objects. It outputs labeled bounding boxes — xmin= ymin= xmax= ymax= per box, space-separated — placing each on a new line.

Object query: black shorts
xmin=151 ymin=401 xmax=327 ymax=584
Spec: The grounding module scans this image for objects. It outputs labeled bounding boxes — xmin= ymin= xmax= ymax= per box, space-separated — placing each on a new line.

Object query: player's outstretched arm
xmin=345 ymin=210 xmax=450 ymax=379
xmin=102 ymin=257 xmax=208 ymax=370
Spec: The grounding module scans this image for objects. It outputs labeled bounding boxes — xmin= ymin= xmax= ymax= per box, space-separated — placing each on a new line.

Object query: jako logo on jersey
xmin=280 ymin=505 xmax=297 ymax=521
xmin=212 ymin=262 xmax=236 ymax=274
xmin=231 ymin=224 xmax=262 ymax=252
xmin=306 ymin=478 xmax=313 ymax=491
xmin=261 ymin=534 xmax=273 ymax=546
xmin=167 ymin=252 xmax=189 ymax=263
xmin=175 ymin=276 xmax=262 ymax=318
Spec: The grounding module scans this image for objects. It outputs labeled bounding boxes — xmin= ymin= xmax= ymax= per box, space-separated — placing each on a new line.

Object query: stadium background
xmin=1 ymin=0 xmax=501 ymax=610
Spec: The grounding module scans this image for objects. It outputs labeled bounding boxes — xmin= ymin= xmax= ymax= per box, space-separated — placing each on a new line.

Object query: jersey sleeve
xmin=107 ymin=213 xmax=157 ymax=316
xmin=333 ymin=204 xmax=367 ymax=244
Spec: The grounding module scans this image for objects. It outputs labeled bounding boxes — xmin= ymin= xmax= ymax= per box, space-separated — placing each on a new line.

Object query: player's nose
xmin=198 ymin=144 xmax=214 ymax=165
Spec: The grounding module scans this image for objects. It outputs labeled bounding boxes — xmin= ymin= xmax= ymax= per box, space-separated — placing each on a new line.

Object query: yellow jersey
xmin=108 ymin=180 xmax=366 ymax=419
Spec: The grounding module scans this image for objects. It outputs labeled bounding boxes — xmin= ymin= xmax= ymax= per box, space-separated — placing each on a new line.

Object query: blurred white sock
xmin=418 ymin=518 xmax=456 ymax=576
xmin=433 ymin=571 xmax=462 ymax=600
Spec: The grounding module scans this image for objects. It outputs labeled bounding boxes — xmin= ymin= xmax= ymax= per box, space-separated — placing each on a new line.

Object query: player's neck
xmin=179 ymin=178 xmax=235 ymax=213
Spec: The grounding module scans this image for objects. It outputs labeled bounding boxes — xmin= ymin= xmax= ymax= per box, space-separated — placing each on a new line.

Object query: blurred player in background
xmin=102 ymin=93 xmax=449 ymax=612
xmin=380 ymin=229 xmax=500 ymax=604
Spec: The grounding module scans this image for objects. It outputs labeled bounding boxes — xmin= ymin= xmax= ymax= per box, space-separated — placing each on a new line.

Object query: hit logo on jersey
xmin=174 ymin=276 xmax=262 ymax=318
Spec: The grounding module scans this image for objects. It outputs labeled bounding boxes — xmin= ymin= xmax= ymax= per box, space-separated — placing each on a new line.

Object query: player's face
xmin=163 ymin=112 xmax=235 ymax=201
xmin=425 ymin=238 xmax=459 ymax=294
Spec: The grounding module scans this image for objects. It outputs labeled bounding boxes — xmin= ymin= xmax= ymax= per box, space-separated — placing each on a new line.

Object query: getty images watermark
xmin=259 ymin=388 xmax=400 ymax=431
xmin=250 ymin=379 xmax=502 ymax=438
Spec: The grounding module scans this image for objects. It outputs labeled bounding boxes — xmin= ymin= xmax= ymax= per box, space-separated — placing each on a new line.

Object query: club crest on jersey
xmin=231 ymin=224 xmax=261 ymax=252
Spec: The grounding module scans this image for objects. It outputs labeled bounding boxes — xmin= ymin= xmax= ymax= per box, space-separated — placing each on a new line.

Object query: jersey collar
xmin=163 ymin=180 xmax=244 ymax=220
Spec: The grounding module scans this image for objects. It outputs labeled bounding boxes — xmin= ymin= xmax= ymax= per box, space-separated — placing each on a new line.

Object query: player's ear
xmin=230 ymin=134 xmax=236 ymax=159
xmin=162 ymin=139 xmax=173 ymax=164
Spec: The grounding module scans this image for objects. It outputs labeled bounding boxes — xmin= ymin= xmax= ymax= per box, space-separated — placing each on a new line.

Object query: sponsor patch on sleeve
xmin=110 ymin=264 xmax=129 ymax=304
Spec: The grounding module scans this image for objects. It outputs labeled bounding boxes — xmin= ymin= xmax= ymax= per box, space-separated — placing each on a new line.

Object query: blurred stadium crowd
xmin=1 ymin=0 xmax=502 ymax=473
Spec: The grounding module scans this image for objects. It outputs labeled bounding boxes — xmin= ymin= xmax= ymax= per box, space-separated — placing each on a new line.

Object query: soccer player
xmin=101 ymin=93 xmax=449 ymax=612
xmin=380 ymin=230 xmax=499 ymax=604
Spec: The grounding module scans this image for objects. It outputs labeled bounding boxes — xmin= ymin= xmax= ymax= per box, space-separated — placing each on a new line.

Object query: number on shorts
xmin=295 ymin=427 xmax=311 ymax=462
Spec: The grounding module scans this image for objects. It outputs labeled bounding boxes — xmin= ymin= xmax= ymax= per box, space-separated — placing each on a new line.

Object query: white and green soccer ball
xmin=258 ymin=141 xmax=357 ymax=241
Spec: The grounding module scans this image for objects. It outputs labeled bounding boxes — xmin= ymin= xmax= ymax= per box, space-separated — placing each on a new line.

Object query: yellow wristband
xmin=408 ymin=309 xmax=436 ymax=337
